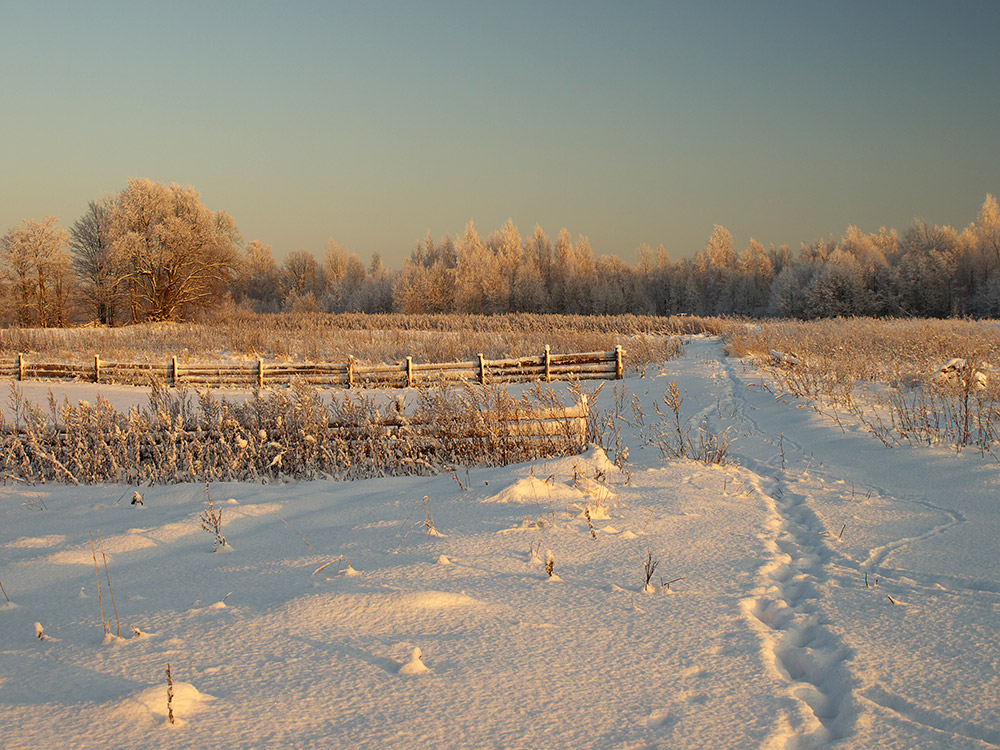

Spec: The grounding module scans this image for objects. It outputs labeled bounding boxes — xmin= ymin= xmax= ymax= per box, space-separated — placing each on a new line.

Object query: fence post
xmin=406 ymin=356 xmax=414 ymax=388
xmin=478 ymin=353 xmax=486 ymax=384
xmin=95 ymin=355 xmax=101 ymax=384
xmin=17 ymin=353 xmax=24 ymax=381
xmin=544 ymin=345 xmax=551 ymax=382
xmin=347 ymin=355 xmax=354 ymax=388
xmin=615 ymin=345 xmax=624 ymax=380
xmin=257 ymin=358 xmax=264 ymax=388
xmin=171 ymin=356 xmax=178 ymax=386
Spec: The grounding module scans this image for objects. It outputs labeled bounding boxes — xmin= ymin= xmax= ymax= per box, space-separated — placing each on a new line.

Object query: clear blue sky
xmin=2 ymin=0 xmax=998 ymax=265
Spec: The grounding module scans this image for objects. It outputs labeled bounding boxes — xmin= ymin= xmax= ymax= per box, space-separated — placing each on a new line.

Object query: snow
xmin=1 ymin=336 xmax=998 ymax=749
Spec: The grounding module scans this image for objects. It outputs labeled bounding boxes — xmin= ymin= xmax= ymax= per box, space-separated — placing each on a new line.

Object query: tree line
xmin=3 ymin=179 xmax=999 ymax=326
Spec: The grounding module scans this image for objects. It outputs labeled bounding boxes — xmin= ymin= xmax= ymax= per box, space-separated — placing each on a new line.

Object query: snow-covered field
xmin=1 ymin=337 xmax=997 ymax=749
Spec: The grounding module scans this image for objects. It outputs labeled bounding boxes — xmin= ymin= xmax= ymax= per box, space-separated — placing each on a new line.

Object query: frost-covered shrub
xmin=0 ymin=381 xmax=588 ymax=485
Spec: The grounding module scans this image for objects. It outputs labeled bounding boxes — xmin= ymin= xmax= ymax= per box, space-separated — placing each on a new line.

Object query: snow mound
xmin=398 ymin=647 xmax=429 ymax=675
xmin=933 ymin=358 xmax=988 ymax=390
xmin=484 ymin=475 xmax=559 ymax=504
xmin=540 ymin=445 xmax=620 ymax=478
xmin=120 ymin=681 xmax=216 ymax=725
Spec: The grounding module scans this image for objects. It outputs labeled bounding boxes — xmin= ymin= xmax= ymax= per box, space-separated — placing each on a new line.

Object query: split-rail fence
xmin=0 ymin=346 xmax=625 ymax=389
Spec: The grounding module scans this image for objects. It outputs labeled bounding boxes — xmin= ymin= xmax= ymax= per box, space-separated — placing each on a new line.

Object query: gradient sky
xmin=3 ymin=0 xmax=999 ymax=266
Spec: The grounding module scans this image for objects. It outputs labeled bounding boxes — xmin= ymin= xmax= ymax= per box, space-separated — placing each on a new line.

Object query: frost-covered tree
xmin=321 ymin=239 xmax=370 ymax=312
xmin=897 ymin=221 xmax=959 ymax=317
xmin=528 ymin=224 xmax=554 ymax=297
xmin=768 ymin=261 xmax=817 ymax=318
xmin=805 ymin=248 xmax=866 ymax=318
xmin=973 ymin=193 xmax=1000 ymax=267
xmin=232 ymin=240 xmax=282 ymax=312
xmin=281 ymin=249 xmax=326 ymax=311
xmin=106 ymin=179 xmax=242 ymax=322
xmin=454 ymin=221 xmax=503 ymax=314
xmin=550 ymin=229 xmax=576 ymax=313
xmin=733 ymin=238 xmax=775 ymax=316
xmin=393 ymin=233 xmax=456 ymax=313
xmin=1 ymin=216 xmax=72 ymax=326
xmin=488 ymin=219 xmax=523 ymax=312
xmin=692 ymin=225 xmax=738 ymax=315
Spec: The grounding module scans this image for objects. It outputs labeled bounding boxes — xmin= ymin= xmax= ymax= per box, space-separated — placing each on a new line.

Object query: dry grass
xmin=723 ymin=318 xmax=1000 ymax=454
xmin=0 ymin=312 xmax=690 ymax=372
xmin=0 ymin=380 xmax=589 ymax=485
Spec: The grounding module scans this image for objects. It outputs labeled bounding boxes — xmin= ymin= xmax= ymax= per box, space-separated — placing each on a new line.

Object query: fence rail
xmin=0 ymin=346 xmax=625 ymax=388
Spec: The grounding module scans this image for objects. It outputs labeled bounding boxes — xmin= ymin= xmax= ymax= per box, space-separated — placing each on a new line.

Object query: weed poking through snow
xmin=97 ymin=531 xmax=122 ymax=637
xmin=651 ymin=380 xmax=734 ymax=464
xmin=423 ymin=496 xmax=443 ymax=537
xmin=199 ymin=483 xmax=228 ymax=551
xmin=643 ymin=550 xmax=659 ymax=593
xmin=165 ymin=663 xmax=175 ymax=725
xmin=89 ymin=531 xmax=109 ymax=635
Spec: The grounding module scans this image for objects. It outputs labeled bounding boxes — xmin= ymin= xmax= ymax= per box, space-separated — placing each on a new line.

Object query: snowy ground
xmin=1 ymin=336 xmax=998 ymax=749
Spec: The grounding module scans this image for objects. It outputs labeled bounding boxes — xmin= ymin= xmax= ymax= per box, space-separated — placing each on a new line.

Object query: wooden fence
xmin=0 ymin=346 xmax=624 ymax=388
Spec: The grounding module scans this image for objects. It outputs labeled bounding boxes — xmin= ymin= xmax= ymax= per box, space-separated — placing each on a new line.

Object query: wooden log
xmin=412 ymin=361 xmax=476 ymax=372
xmin=549 ymin=351 xmax=615 ymax=365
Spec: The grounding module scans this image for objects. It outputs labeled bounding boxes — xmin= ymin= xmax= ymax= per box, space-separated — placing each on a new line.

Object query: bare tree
xmin=70 ymin=198 xmax=119 ymax=324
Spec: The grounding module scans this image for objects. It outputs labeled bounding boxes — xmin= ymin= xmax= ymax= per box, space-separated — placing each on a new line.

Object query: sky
xmin=2 ymin=0 xmax=999 ymax=266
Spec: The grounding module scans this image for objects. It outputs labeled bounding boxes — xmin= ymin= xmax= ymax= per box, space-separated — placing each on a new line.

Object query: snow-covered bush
xmin=0 ymin=380 xmax=589 ymax=485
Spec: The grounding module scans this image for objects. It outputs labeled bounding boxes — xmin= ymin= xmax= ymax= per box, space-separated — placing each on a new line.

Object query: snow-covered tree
xmin=733 ymin=238 xmax=775 ymax=315
xmin=454 ymin=221 xmax=502 ymax=314
xmin=232 ymin=240 xmax=282 ymax=312
xmin=1 ymin=216 xmax=72 ymax=326
xmin=107 ymin=179 xmax=242 ymax=322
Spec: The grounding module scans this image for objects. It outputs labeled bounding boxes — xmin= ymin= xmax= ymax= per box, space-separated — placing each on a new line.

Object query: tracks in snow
xmin=742 ymin=479 xmax=856 ymax=748
xmin=692 ymin=340 xmax=857 ymax=748
xmin=665 ymin=337 xmax=994 ymax=748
